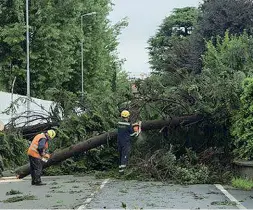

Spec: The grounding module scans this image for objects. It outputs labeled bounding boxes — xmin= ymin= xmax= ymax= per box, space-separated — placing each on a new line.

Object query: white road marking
xmin=77 ymin=178 xmax=110 ymax=210
xmin=215 ymin=184 xmax=247 ymax=209
xmin=0 ymin=176 xmax=23 ymax=183
xmin=0 ymin=176 xmax=17 ymax=179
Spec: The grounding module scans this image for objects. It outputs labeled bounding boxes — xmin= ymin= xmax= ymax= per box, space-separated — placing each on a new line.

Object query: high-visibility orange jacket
xmin=27 ymin=133 xmax=48 ymax=159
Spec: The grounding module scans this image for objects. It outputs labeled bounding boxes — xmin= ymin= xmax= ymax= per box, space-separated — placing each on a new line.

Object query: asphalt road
xmin=0 ymin=175 xmax=252 ymax=209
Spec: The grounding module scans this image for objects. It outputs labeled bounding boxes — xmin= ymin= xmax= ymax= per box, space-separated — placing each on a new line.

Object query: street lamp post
xmin=80 ymin=12 xmax=96 ymax=100
xmin=26 ymin=0 xmax=30 ymax=118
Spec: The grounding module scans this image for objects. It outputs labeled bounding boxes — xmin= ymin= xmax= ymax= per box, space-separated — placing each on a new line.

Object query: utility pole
xmin=80 ymin=12 xmax=96 ymax=100
xmin=26 ymin=0 xmax=30 ymax=119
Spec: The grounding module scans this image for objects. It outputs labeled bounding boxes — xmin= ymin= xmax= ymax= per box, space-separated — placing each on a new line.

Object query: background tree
xmin=148 ymin=7 xmax=198 ymax=74
xmin=190 ymin=0 xmax=253 ymax=72
xmin=0 ymin=0 xmax=129 ymax=101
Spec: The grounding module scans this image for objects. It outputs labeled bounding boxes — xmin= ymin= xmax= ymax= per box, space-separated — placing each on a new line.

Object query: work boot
xmin=119 ymin=169 xmax=124 ymax=175
xmin=34 ymin=182 xmax=47 ymax=186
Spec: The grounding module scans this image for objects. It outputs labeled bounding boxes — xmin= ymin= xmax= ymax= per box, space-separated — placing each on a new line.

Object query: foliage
xmin=147 ymin=22 xmax=253 ymax=124
xmin=231 ymin=177 xmax=253 ymax=190
xmin=6 ymin=189 xmax=22 ymax=195
xmin=174 ymin=164 xmax=210 ymax=184
xmin=95 ymin=146 xmax=232 ymax=184
xmin=143 ymin=32 xmax=253 ymax=156
xmin=0 ymin=0 xmax=132 ymax=172
xmin=42 ymin=3 xmax=253 ymax=182
xmin=190 ymin=0 xmax=253 ymax=72
xmin=231 ymin=78 xmax=253 ymax=160
xmin=198 ymin=0 xmax=253 ymax=39
xmin=49 ymin=105 xmax=117 ymax=150
xmin=0 ymin=0 xmax=128 ymax=100
xmin=2 ymin=195 xmax=37 ymax=203
xmin=191 ymin=34 xmax=248 ymax=122
xmin=148 ymin=7 xmax=198 ymax=73
xmin=127 ymin=138 xmax=233 ymax=184
xmin=203 ymin=32 xmax=253 ymax=76
xmin=44 ymin=145 xmax=118 ymax=176
xmin=184 ymin=32 xmax=253 ymax=121
xmin=84 ymin=146 xmax=118 ymax=170
xmin=0 ymin=131 xmax=28 ymax=169
xmin=211 ymin=201 xmax=237 ymax=206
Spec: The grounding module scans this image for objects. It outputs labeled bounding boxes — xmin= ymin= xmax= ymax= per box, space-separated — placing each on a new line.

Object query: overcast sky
xmin=109 ymin=0 xmax=202 ymax=77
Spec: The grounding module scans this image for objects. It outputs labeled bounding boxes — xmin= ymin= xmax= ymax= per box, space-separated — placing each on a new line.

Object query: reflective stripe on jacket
xmin=27 ymin=133 xmax=48 ymax=158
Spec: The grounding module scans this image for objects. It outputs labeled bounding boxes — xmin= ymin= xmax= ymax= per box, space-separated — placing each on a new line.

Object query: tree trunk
xmin=15 ymin=115 xmax=202 ymax=178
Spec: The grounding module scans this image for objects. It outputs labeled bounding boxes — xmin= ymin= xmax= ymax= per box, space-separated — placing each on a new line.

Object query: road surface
xmin=0 ymin=175 xmax=252 ymax=209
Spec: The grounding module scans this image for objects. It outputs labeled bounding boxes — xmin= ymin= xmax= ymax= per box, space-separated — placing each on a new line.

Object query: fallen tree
xmin=15 ymin=115 xmax=203 ymax=178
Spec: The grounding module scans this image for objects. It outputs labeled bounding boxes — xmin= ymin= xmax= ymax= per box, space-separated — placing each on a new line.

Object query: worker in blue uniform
xmin=117 ymin=110 xmax=137 ymax=174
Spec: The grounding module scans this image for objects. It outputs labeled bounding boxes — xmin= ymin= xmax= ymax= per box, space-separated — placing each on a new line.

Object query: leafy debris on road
xmin=72 ymin=185 xmax=80 ymax=188
xmin=50 ymin=185 xmax=62 ymax=189
xmin=6 ymin=189 xmax=22 ymax=195
xmin=207 ymin=190 xmax=220 ymax=195
xmin=51 ymin=182 xmax=58 ymax=185
xmin=49 ymin=190 xmax=65 ymax=193
xmin=190 ymin=191 xmax=205 ymax=200
xmin=211 ymin=200 xmax=237 ymax=206
xmin=2 ymin=195 xmax=37 ymax=203
xmin=69 ymin=190 xmax=83 ymax=194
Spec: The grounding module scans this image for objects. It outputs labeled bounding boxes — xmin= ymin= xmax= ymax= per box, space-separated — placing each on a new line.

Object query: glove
xmin=42 ymin=154 xmax=51 ymax=162
xmin=44 ymin=154 xmax=51 ymax=159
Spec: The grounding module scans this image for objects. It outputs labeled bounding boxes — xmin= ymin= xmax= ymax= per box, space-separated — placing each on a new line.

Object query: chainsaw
xmin=133 ymin=121 xmax=142 ymax=136
xmin=41 ymin=153 xmax=51 ymax=162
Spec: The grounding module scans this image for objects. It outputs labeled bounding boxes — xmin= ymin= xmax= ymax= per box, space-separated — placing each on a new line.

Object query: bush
xmin=0 ymin=132 xmax=28 ymax=169
xmin=232 ymin=177 xmax=253 ymax=190
xmin=231 ymin=78 xmax=253 ymax=160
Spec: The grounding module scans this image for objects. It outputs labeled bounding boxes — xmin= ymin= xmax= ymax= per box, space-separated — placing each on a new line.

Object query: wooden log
xmin=15 ymin=115 xmax=202 ymax=178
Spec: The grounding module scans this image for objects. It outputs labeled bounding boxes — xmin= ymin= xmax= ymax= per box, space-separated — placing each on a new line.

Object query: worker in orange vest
xmin=27 ymin=130 xmax=56 ymax=186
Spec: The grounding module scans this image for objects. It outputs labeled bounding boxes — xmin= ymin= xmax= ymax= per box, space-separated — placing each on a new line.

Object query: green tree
xmin=180 ymin=32 xmax=253 ymax=122
xmin=191 ymin=0 xmax=253 ymax=72
xmin=143 ymin=31 xmax=253 ymax=154
xmin=0 ymin=0 xmax=129 ymax=102
xmin=0 ymin=0 xmax=26 ymax=93
xmin=148 ymin=7 xmax=198 ymax=74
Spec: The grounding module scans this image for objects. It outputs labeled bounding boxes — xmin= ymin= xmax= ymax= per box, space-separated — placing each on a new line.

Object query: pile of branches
xmin=127 ymin=147 xmax=233 ymax=184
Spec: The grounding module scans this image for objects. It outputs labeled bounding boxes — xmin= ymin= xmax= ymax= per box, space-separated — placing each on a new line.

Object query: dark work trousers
xmin=29 ymin=155 xmax=43 ymax=184
xmin=118 ymin=142 xmax=131 ymax=172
